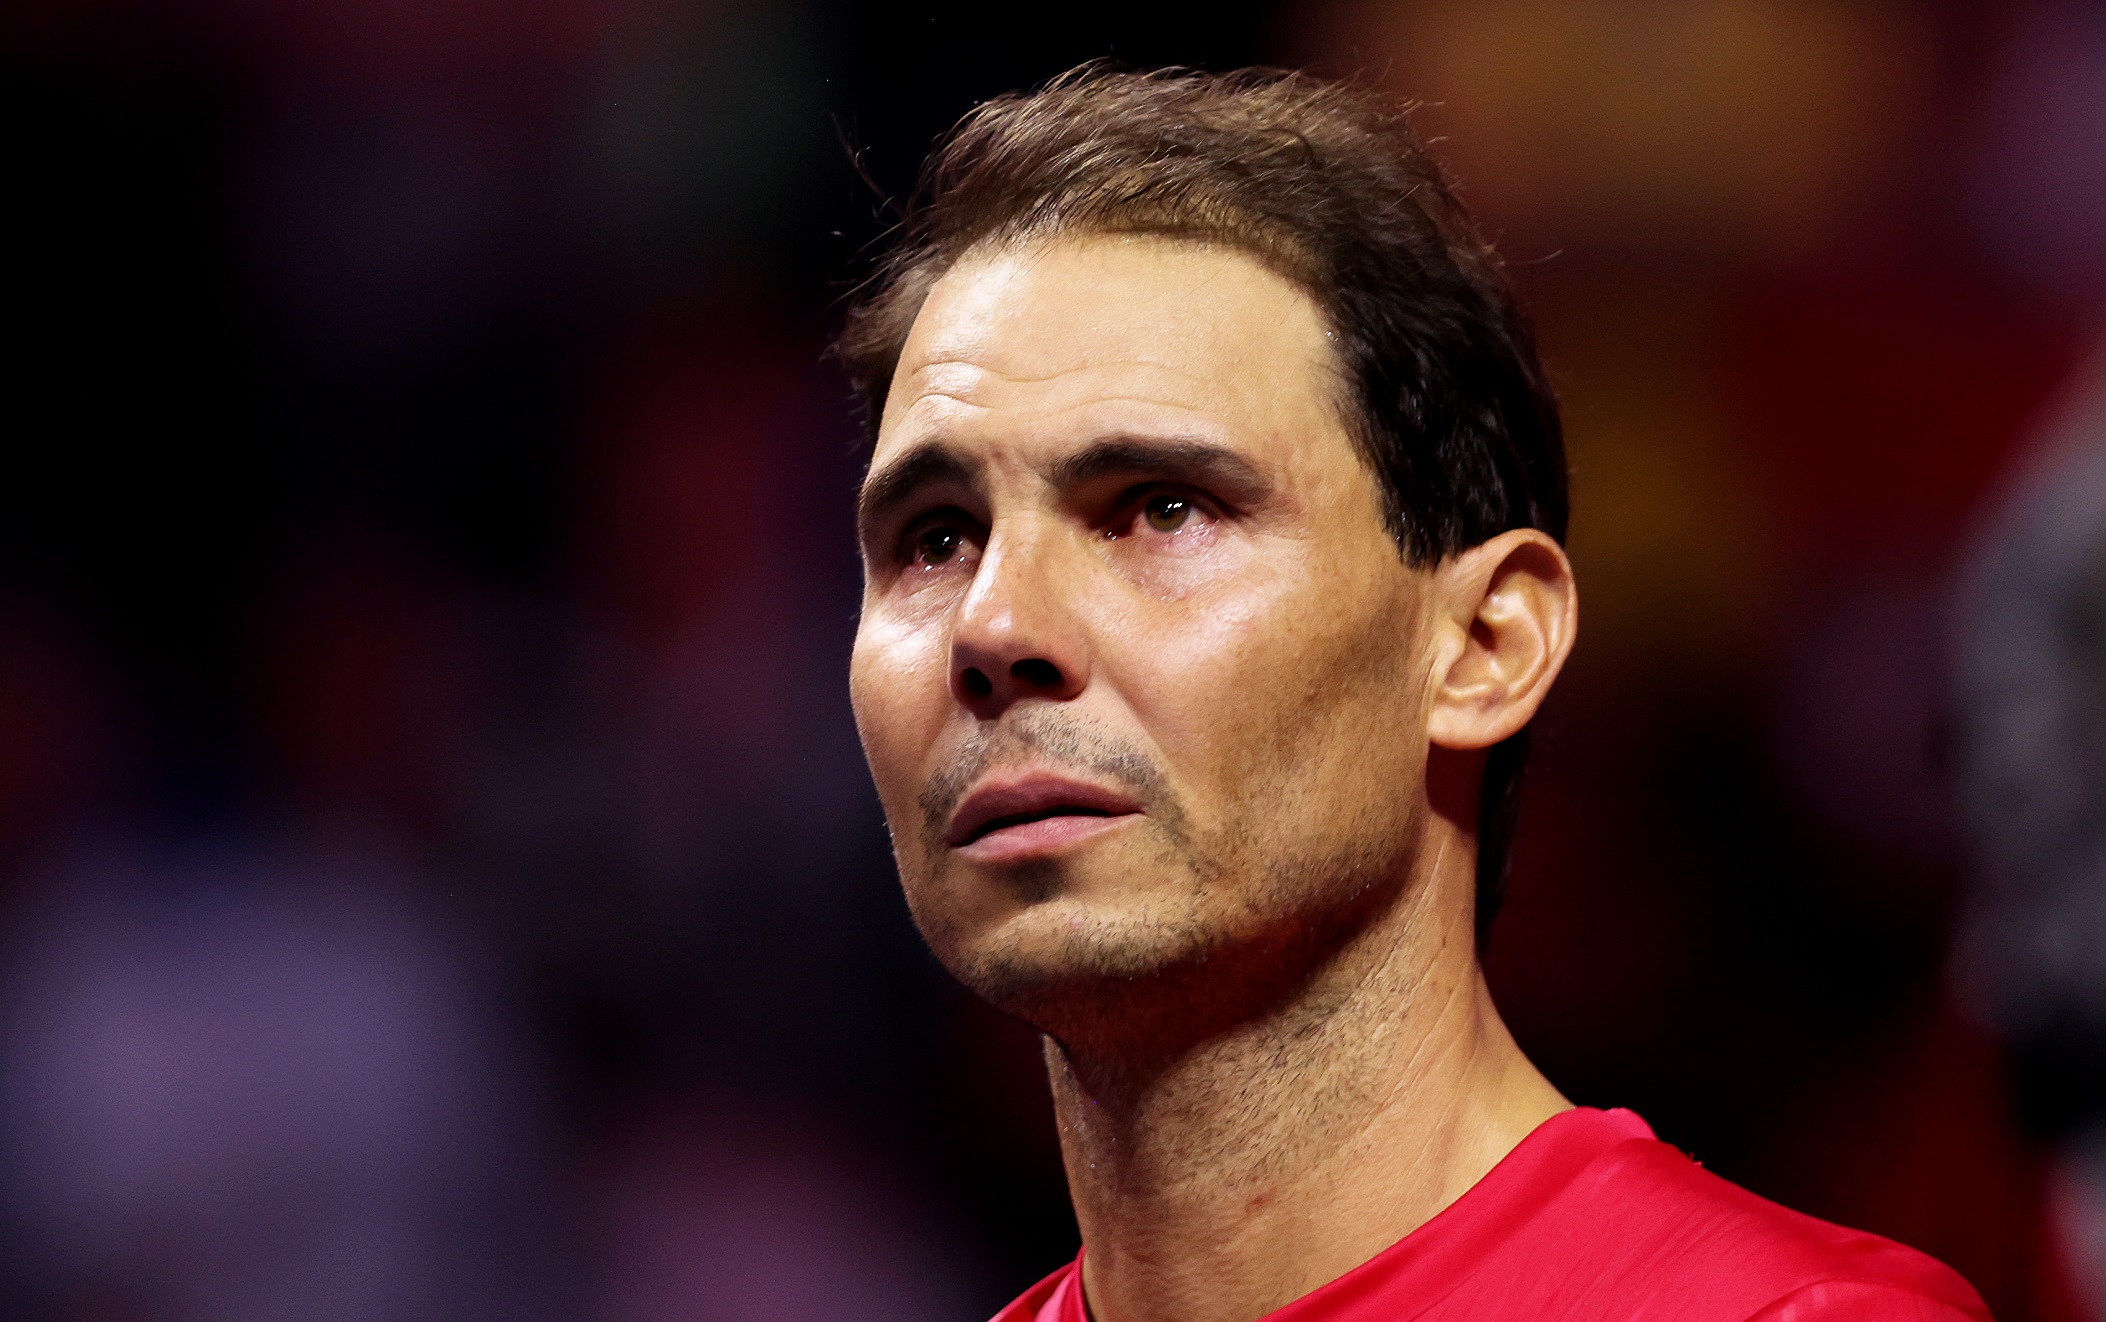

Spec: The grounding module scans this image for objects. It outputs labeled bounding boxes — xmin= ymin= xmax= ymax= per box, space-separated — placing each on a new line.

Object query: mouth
xmin=943 ymin=774 xmax=1144 ymax=862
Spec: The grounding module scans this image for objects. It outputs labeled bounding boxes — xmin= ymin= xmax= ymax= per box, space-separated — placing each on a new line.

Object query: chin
xmin=909 ymin=831 xmax=1188 ymax=947
xmin=932 ymin=895 xmax=1221 ymax=1030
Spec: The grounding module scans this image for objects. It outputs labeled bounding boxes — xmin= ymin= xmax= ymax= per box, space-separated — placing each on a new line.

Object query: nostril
xmin=1011 ymin=658 xmax=1063 ymax=688
xmin=961 ymin=666 xmax=994 ymax=698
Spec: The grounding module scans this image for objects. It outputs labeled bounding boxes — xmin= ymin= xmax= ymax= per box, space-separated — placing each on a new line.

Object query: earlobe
xmin=1425 ymin=529 xmax=1577 ymax=751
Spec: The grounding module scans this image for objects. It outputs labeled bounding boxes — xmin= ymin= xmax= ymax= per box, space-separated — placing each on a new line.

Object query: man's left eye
xmin=1143 ymin=494 xmax=1193 ymax=532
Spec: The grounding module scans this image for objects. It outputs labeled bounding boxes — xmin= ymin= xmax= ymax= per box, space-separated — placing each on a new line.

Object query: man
xmin=838 ymin=66 xmax=1989 ymax=1322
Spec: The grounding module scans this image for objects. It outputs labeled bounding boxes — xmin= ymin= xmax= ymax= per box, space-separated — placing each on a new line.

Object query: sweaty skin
xmin=850 ymin=235 xmax=1578 ymax=1322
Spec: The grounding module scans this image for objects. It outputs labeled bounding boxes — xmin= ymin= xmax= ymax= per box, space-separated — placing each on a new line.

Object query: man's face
xmin=850 ymin=236 xmax=1442 ymax=1034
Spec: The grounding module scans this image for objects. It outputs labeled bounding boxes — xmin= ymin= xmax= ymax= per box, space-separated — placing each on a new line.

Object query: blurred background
xmin=3 ymin=0 xmax=2105 ymax=1317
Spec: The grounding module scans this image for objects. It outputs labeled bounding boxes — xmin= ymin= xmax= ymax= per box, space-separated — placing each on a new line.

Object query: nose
xmin=949 ymin=529 xmax=1089 ymax=716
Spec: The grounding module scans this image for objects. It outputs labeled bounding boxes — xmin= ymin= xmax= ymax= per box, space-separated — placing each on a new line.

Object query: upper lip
xmin=943 ymin=773 xmax=1144 ymax=847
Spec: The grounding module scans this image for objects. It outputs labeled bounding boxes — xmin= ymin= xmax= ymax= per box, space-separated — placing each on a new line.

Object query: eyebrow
xmin=1048 ymin=437 xmax=1271 ymax=500
xmin=858 ymin=444 xmax=981 ymax=536
xmin=856 ymin=434 xmax=1277 ymax=541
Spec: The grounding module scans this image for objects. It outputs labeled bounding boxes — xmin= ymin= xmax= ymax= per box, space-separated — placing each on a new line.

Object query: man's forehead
xmin=905 ymin=238 xmax=1324 ymax=374
xmin=878 ymin=236 xmax=1337 ymax=464
xmin=882 ymin=360 xmax=1232 ymax=458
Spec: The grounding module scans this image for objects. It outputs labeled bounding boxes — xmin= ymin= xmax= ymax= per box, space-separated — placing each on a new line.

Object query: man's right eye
xmin=908 ymin=521 xmax=970 ymax=567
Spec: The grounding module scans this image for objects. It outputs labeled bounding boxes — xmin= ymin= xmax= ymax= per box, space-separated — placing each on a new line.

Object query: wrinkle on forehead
xmin=902 ymin=354 xmax=1232 ymax=408
xmin=883 ymin=374 xmax=1247 ymax=476
xmin=897 ymin=374 xmax=1231 ymax=430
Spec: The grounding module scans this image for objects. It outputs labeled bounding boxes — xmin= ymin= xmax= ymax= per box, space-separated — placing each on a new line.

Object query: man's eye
xmin=915 ymin=524 xmax=965 ymax=565
xmin=1143 ymin=494 xmax=1193 ymax=532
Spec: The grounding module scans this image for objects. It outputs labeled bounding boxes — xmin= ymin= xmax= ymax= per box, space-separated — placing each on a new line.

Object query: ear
xmin=1425 ymin=528 xmax=1578 ymax=751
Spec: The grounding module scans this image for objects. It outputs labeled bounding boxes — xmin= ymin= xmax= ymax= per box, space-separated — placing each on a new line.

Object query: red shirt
xmin=993 ymin=1107 xmax=1990 ymax=1322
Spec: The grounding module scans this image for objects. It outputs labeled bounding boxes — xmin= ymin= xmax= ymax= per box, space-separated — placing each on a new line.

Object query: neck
xmin=1045 ymin=828 xmax=1567 ymax=1322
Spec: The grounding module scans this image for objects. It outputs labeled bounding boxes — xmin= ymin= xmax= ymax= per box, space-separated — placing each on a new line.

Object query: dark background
xmin=3 ymin=0 xmax=2104 ymax=1318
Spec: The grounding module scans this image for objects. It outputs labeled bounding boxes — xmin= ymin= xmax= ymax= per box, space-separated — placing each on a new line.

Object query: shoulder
xmin=1535 ymin=1120 xmax=1991 ymax=1322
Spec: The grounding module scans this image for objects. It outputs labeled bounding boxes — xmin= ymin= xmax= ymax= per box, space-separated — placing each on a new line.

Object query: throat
xmin=1044 ymin=903 xmax=1557 ymax=1322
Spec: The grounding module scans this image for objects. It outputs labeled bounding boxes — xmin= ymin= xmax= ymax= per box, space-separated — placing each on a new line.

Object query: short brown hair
xmin=837 ymin=64 xmax=1567 ymax=932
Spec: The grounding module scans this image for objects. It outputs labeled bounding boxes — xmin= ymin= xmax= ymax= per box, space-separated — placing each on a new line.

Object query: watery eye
xmin=1143 ymin=494 xmax=1193 ymax=532
xmin=915 ymin=525 xmax=964 ymax=565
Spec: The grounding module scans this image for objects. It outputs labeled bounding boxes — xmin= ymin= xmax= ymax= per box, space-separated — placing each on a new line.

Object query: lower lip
xmin=955 ymin=813 xmax=1139 ymax=864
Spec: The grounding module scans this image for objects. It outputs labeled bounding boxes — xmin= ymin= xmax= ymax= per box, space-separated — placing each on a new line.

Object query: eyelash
xmin=890 ymin=485 xmax=1222 ymax=570
xmin=896 ymin=508 xmax=982 ymax=569
xmin=1110 ymin=485 xmax=1219 ymax=537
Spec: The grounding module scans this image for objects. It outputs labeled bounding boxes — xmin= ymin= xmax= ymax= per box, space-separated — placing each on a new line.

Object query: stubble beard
xmin=903 ymin=706 xmax=1411 ymax=1083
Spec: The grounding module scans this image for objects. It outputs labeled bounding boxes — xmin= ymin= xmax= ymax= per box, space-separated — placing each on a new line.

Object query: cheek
xmin=1095 ymin=560 xmax=1426 ymax=826
xmin=1089 ymin=524 xmax=1290 ymax=678
xmin=1100 ymin=519 xmax=1248 ymax=598
xmin=849 ymin=609 xmax=953 ymax=807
